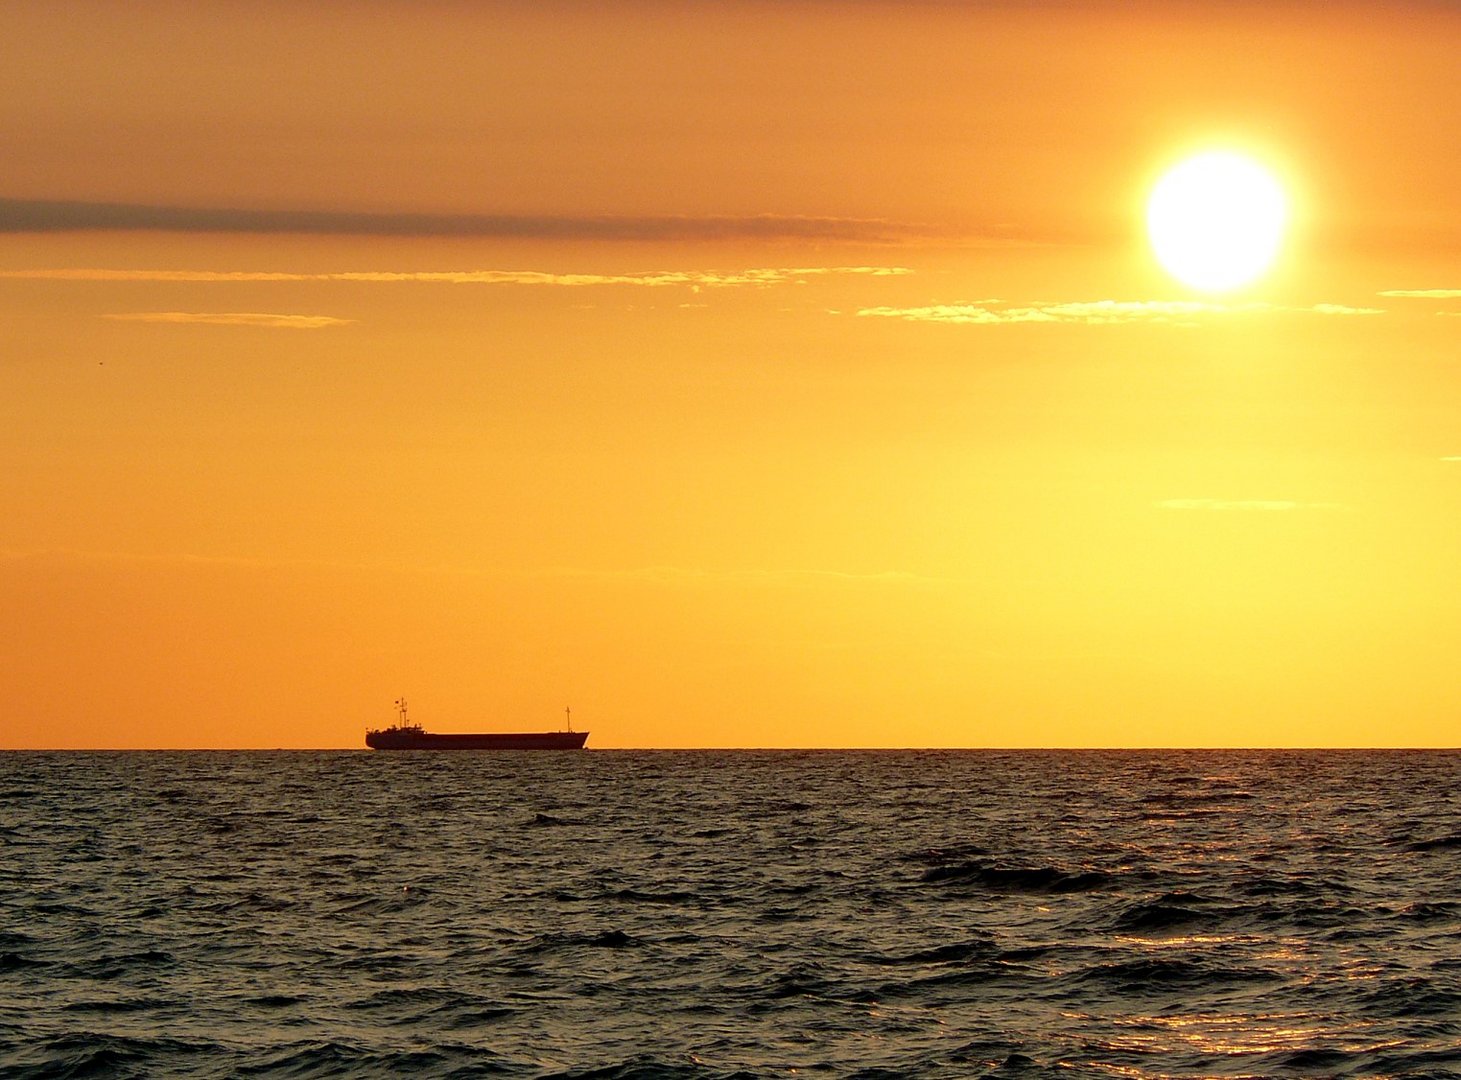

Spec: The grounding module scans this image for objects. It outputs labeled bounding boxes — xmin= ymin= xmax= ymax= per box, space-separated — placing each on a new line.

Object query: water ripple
xmin=1 ymin=749 xmax=1459 ymax=1077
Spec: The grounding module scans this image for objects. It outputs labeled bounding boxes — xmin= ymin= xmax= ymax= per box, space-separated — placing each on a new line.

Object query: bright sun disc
xmin=1146 ymin=151 xmax=1287 ymax=292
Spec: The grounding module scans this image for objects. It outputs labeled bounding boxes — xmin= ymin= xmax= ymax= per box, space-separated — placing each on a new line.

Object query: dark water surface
xmin=3 ymin=750 xmax=1460 ymax=1078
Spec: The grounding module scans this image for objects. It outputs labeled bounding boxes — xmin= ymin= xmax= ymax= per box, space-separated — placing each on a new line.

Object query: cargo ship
xmin=365 ymin=699 xmax=589 ymax=750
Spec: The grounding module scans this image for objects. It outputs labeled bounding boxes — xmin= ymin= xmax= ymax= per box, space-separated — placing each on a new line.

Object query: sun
xmin=1146 ymin=150 xmax=1288 ymax=292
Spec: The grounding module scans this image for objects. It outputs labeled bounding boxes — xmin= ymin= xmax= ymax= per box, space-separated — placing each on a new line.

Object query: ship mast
xmin=565 ymin=706 xmax=572 ymax=732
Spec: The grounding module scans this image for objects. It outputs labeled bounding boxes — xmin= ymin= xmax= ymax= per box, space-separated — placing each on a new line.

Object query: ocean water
xmin=2 ymin=750 xmax=1460 ymax=1079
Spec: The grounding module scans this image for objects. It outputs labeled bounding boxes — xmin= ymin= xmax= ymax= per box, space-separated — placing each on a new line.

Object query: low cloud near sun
xmin=102 ymin=312 xmax=354 ymax=329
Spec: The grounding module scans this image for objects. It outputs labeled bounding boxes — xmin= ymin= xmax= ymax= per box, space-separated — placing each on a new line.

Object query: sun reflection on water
xmin=1069 ymin=1010 xmax=1410 ymax=1073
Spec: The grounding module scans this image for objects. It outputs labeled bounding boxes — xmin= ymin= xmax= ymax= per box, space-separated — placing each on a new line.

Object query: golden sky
xmin=3 ymin=1 xmax=1459 ymax=748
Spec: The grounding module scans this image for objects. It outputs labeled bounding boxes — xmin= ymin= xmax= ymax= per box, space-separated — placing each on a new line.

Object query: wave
xmin=608 ymin=888 xmax=697 ymax=905
xmin=901 ymin=842 xmax=991 ymax=864
xmin=61 ymin=996 xmax=183 ymax=1014
xmin=0 ymin=952 xmax=48 ymax=971
xmin=243 ymin=993 xmax=308 ymax=1008
xmin=333 ymin=889 xmax=432 ymax=916
xmin=1071 ymin=956 xmax=1279 ymax=992
xmin=537 ymin=1059 xmax=718 ymax=1080
xmin=346 ymin=986 xmax=473 ymax=1010
xmin=1112 ymin=902 xmax=1216 ymax=933
xmin=1142 ymin=789 xmax=1257 ymax=806
xmin=875 ymin=965 xmax=1012 ymax=1000
xmin=1406 ymin=833 xmax=1461 ymax=852
xmin=525 ymin=929 xmax=640 ymax=953
xmin=65 ymin=949 xmax=177 ymax=980
xmin=233 ymin=1039 xmax=494 ymax=1077
xmin=1268 ymin=1047 xmax=1356 ymax=1070
xmin=1355 ymin=977 xmax=1461 ymax=1018
xmin=864 ymin=937 xmax=994 ymax=966
xmin=919 ymin=861 xmax=1110 ymax=893
xmin=443 ymin=1005 xmax=518 ymax=1029
xmin=6 ymin=1033 xmax=215 ymax=1080
xmin=204 ymin=890 xmax=299 ymax=914
xmin=760 ymin=966 xmax=836 ymax=1000
xmin=1397 ymin=900 xmax=1461 ymax=921
xmin=1237 ymin=874 xmax=1357 ymax=899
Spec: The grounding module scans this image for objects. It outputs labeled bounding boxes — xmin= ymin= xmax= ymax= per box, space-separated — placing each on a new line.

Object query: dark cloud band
xmin=0 ymin=198 xmax=929 ymax=243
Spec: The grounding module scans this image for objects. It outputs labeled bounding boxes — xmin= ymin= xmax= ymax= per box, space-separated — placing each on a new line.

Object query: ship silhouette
xmin=366 ymin=698 xmax=589 ymax=750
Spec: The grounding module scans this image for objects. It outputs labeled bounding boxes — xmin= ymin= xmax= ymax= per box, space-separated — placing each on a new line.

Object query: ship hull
xmin=366 ymin=729 xmax=588 ymax=750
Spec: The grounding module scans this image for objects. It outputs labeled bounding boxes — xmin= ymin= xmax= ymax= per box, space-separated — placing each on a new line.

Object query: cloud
xmin=1308 ymin=303 xmax=1385 ymax=316
xmin=2 ymin=265 xmax=910 ymax=289
xmin=1377 ymin=289 xmax=1461 ymax=315
xmin=1156 ymin=499 xmax=1349 ymax=513
xmin=0 ymin=197 xmax=938 ymax=244
xmin=102 ymin=311 xmax=353 ymax=328
xmin=856 ymin=299 xmax=1382 ymax=325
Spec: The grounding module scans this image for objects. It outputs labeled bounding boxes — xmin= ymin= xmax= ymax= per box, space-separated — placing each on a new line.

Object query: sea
xmin=2 ymin=750 xmax=1460 ymax=1079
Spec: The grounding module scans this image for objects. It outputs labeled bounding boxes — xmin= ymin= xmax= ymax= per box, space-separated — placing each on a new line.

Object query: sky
xmin=2 ymin=1 xmax=1459 ymax=749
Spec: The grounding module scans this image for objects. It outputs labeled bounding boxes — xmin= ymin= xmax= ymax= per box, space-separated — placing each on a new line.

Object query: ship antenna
xmin=396 ymin=697 xmax=408 ymax=728
xmin=565 ymin=706 xmax=572 ymax=733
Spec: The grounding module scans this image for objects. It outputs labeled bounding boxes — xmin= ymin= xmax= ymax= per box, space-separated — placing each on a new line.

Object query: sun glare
xmin=1146 ymin=151 xmax=1288 ymax=292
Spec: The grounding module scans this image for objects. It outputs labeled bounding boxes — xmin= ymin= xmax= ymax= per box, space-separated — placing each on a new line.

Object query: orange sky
xmin=2 ymin=1 xmax=1459 ymax=748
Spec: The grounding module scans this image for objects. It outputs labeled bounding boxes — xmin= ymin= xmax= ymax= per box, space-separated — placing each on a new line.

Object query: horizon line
xmin=4 ymin=745 xmax=1456 ymax=753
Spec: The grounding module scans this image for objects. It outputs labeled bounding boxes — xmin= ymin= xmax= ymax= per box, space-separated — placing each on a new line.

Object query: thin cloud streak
xmin=2 ymin=266 xmax=911 ymax=289
xmin=857 ymin=300 xmax=1384 ymax=325
xmin=1309 ymin=303 xmax=1385 ymax=316
xmin=1379 ymin=289 xmax=1461 ymax=298
xmin=0 ymin=197 xmax=940 ymax=244
xmin=103 ymin=312 xmax=353 ymax=329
